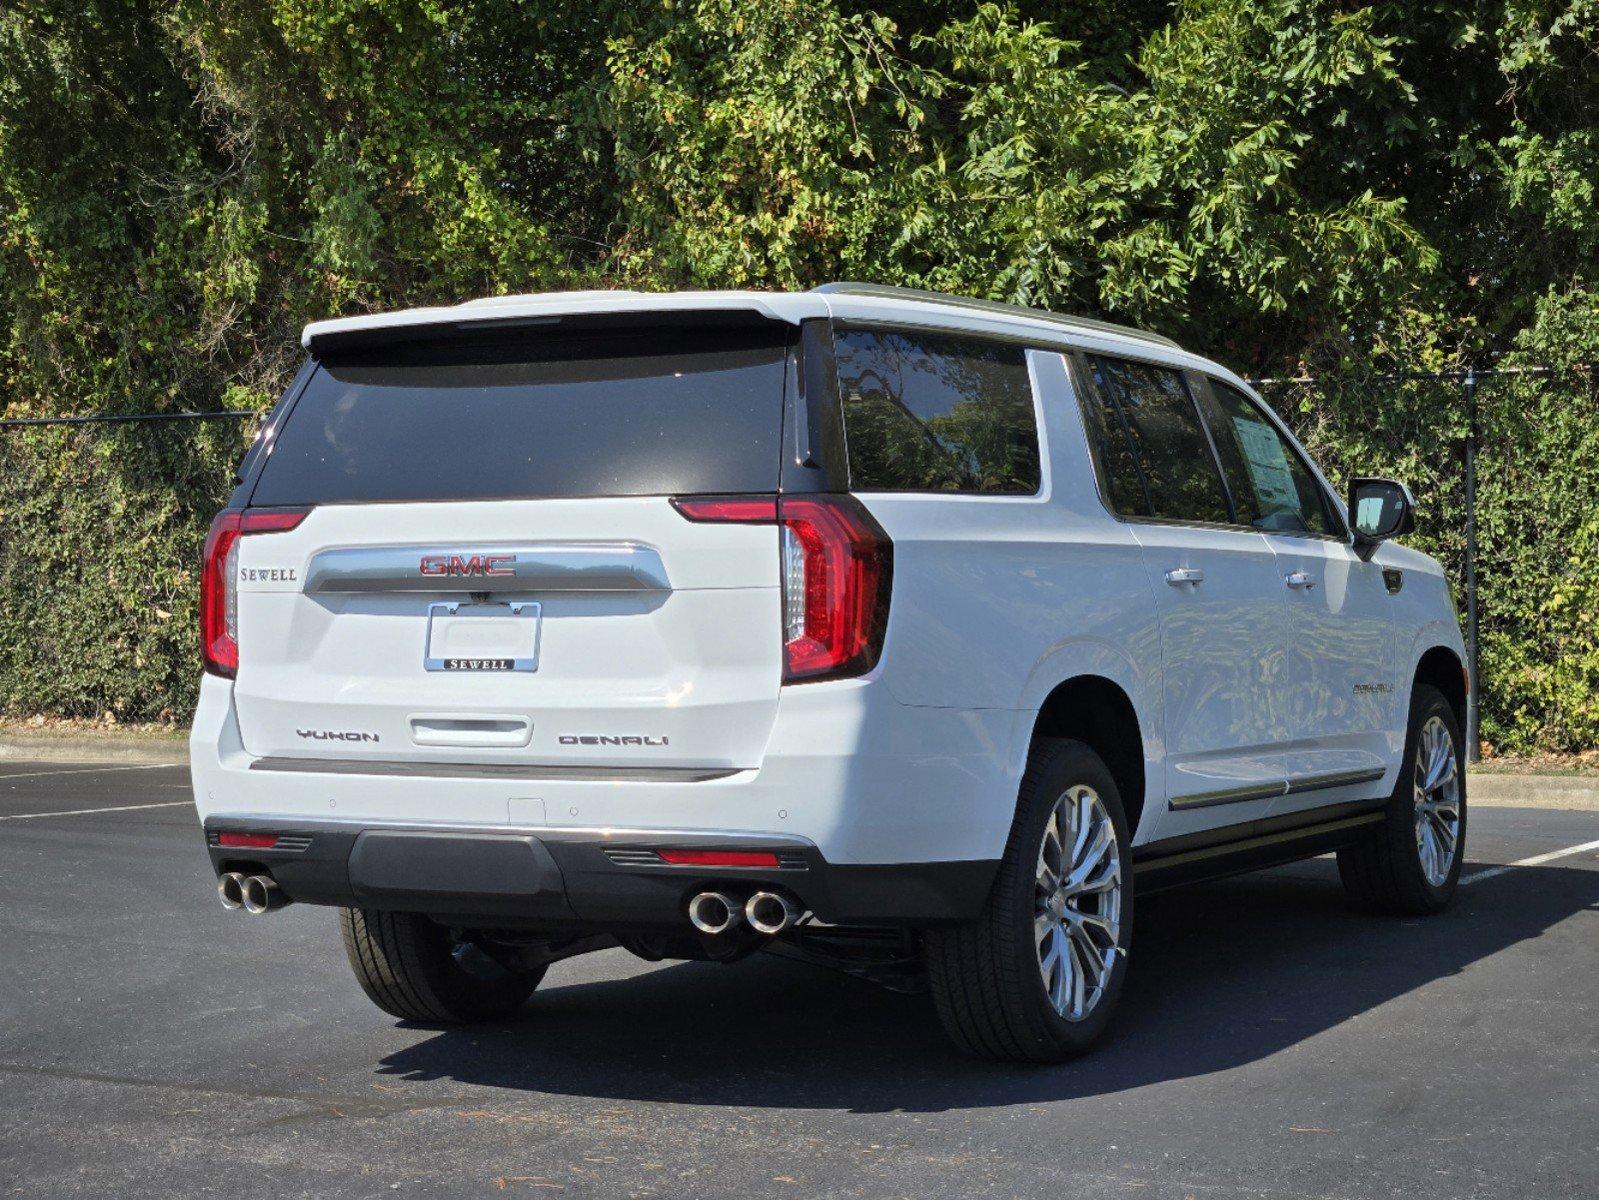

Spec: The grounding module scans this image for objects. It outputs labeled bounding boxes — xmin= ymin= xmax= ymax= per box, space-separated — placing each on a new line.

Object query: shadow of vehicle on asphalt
xmin=374 ymin=860 xmax=1598 ymax=1113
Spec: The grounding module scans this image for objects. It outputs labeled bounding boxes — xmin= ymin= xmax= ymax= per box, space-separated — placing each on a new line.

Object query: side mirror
xmin=1348 ymin=477 xmax=1415 ymax=556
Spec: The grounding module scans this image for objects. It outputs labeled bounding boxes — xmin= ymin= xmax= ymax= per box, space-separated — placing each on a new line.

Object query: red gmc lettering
xmin=419 ymin=554 xmax=515 ymax=577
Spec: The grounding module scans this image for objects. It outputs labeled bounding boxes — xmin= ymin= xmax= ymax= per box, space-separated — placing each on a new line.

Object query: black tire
xmin=1338 ymin=684 xmax=1467 ymax=915
xmin=339 ymin=908 xmax=544 ymax=1023
xmin=924 ymin=738 xmax=1133 ymax=1063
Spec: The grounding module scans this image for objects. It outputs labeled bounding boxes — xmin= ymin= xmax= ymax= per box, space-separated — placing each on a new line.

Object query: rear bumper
xmin=191 ymin=672 xmax=1022 ymax=869
xmin=203 ymin=816 xmax=997 ymax=927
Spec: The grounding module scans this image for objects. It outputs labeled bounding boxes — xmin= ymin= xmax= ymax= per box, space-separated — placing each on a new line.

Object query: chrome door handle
xmin=1164 ymin=567 xmax=1205 ymax=586
xmin=1285 ymin=570 xmax=1316 ymax=589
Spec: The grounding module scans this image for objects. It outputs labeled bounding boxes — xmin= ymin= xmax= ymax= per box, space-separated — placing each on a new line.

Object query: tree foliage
xmin=2 ymin=0 xmax=1598 ymax=750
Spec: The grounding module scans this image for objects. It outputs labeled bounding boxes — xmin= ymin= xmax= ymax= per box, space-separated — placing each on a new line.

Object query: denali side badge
xmin=296 ymin=729 xmax=380 ymax=743
xmin=558 ymin=735 xmax=670 ymax=747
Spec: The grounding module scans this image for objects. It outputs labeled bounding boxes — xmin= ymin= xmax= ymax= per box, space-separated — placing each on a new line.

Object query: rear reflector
xmin=656 ymin=849 xmax=781 ymax=868
xmin=216 ymin=832 xmax=279 ymax=849
xmin=669 ymin=495 xmax=778 ymax=524
xmin=201 ymin=507 xmax=310 ymax=678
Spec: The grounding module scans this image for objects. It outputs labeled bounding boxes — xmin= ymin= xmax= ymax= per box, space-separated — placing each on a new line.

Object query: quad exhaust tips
xmin=745 ymin=891 xmax=798 ymax=935
xmin=218 ymin=872 xmax=289 ymax=915
xmin=688 ymin=891 xmax=743 ymax=935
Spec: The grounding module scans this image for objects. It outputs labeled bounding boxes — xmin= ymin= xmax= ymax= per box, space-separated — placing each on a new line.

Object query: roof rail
xmin=810 ymin=282 xmax=1181 ymax=350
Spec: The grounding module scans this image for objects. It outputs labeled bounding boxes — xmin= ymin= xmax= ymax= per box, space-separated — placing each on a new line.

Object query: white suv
xmin=192 ymin=284 xmax=1468 ymax=1062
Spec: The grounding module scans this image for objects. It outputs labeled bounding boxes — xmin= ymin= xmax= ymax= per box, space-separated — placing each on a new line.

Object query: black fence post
xmin=1463 ymin=369 xmax=1481 ymax=763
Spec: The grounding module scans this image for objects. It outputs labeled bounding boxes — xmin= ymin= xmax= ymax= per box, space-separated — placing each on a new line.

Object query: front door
xmin=1192 ymin=377 xmax=1396 ymax=807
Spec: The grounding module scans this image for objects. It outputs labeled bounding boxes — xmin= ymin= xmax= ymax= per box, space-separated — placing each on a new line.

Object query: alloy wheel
xmin=1035 ymin=785 xmax=1123 ymax=1021
xmin=1413 ymin=714 xmax=1462 ymax=886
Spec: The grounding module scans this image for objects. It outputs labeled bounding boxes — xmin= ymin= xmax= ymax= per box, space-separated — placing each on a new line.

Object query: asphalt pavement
xmin=1 ymin=760 xmax=1595 ymax=1198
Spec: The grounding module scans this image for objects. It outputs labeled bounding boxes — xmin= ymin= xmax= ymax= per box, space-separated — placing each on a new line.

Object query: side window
xmin=833 ymin=327 xmax=1041 ymax=494
xmin=1082 ymin=355 xmax=1231 ymax=524
xmin=1198 ymin=380 xmax=1333 ymax=536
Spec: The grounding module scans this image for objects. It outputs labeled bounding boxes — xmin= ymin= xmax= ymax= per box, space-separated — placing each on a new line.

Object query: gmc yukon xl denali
xmin=194 ymin=284 xmax=1467 ymax=1062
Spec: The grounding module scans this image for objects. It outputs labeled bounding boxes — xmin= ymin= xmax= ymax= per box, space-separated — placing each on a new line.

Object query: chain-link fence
xmin=5 ymin=361 xmax=1598 ymax=756
xmin=1249 ymin=364 xmax=1599 ymax=760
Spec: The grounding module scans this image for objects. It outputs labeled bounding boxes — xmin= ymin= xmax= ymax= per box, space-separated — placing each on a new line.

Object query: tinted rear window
xmin=250 ymin=324 xmax=789 ymax=505
xmin=833 ymin=326 xmax=1041 ymax=494
xmin=1082 ymin=355 xmax=1230 ymax=524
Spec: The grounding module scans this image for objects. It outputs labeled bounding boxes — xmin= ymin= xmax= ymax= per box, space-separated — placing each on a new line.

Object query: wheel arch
xmin=1028 ymin=674 xmax=1148 ymax=844
xmin=1413 ymin=643 xmax=1467 ymax=735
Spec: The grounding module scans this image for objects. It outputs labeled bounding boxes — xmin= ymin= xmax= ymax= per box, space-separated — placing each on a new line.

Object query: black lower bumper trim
xmin=203 ymin=817 xmax=998 ymax=928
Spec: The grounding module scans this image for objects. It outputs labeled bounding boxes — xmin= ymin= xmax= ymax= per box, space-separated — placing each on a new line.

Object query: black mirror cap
xmin=1349 ymin=476 xmax=1416 ymax=551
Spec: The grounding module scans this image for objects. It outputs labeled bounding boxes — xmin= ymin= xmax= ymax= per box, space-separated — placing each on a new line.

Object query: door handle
xmin=1284 ymin=570 xmax=1317 ymax=590
xmin=1164 ymin=567 xmax=1204 ymax=586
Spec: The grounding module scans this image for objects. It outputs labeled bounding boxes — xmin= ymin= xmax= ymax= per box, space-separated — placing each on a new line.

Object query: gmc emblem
xmin=420 ymin=553 xmax=514 ymax=578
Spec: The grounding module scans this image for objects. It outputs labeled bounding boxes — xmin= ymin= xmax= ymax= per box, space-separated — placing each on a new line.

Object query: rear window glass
xmin=833 ymin=327 xmax=1041 ymax=494
xmin=1082 ymin=355 xmax=1230 ymax=524
xmin=249 ymin=324 xmax=789 ymax=505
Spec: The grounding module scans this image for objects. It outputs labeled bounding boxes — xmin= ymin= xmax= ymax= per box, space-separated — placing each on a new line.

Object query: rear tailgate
xmin=230 ymin=318 xmax=789 ymax=770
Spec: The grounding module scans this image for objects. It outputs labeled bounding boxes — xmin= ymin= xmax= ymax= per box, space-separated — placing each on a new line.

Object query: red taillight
xmin=672 ymin=493 xmax=892 ymax=683
xmin=216 ymin=831 xmax=279 ymax=849
xmin=201 ymin=507 xmax=310 ymax=678
xmin=777 ymin=496 xmax=892 ymax=681
xmin=656 ymin=849 xmax=781 ymax=867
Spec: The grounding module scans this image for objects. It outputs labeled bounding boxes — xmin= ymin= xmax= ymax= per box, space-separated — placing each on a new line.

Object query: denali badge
xmin=559 ymin=735 xmax=670 ymax=747
xmin=296 ymin=728 xmax=380 ymax=743
xmin=420 ymin=554 xmax=514 ymax=578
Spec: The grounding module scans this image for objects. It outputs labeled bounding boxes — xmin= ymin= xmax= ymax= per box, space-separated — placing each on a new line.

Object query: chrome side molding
xmin=303 ymin=543 xmax=670 ymax=594
xmin=1170 ymin=766 xmax=1386 ymax=811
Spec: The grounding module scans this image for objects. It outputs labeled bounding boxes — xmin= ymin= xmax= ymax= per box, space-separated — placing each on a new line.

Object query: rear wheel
xmin=340 ymin=908 xmax=545 ymax=1023
xmin=1338 ymin=684 xmax=1466 ymax=915
xmin=925 ymin=739 xmax=1132 ymax=1063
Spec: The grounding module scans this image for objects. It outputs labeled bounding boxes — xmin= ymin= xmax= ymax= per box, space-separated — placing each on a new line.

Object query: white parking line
xmin=1461 ymin=837 xmax=1599 ymax=886
xmin=0 ymin=763 xmax=182 ymax=783
xmin=0 ymin=800 xmax=191 ymax=821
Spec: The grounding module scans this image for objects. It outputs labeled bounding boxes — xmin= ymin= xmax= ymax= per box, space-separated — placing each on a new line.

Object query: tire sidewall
xmin=1005 ymin=740 xmax=1134 ymax=1056
xmin=1391 ymin=685 xmax=1468 ymax=906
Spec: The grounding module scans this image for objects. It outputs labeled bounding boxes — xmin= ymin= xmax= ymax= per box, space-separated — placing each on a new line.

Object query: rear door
xmin=1074 ymin=354 xmax=1292 ymax=827
xmin=230 ymin=318 xmax=791 ymax=771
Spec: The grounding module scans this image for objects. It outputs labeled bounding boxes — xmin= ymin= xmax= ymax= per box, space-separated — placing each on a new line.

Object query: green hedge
xmin=4 ymin=2 xmax=1599 ymax=750
xmin=0 ymin=418 xmax=251 ymax=724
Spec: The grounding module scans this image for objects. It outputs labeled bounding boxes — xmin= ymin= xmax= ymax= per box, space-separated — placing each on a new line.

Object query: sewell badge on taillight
xmin=200 ymin=508 xmax=310 ymax=678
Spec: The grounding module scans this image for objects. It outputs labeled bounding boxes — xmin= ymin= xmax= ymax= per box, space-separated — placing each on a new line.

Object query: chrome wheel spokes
xmin=1035 ymin=785 xmax=1123 ymax=1021
xmin=1413 ymin=715 xmax=1462 ymax=886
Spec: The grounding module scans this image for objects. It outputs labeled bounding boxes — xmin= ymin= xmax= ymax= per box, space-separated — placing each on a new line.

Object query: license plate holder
xmin=424 ymin=601 xmax=541 ymax=672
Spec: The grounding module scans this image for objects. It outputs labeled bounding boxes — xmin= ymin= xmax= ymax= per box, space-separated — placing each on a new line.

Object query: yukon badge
xmin=297 ymin=729 xmax=380 ymax=743
xmin=420 ymin=553 xmax=514 ymax=577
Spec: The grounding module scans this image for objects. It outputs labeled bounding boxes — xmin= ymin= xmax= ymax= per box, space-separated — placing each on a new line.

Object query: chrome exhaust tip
xmin=745 ymin=891 xmax=798 ymax=936
xmin=687 ymin=891 xmax=743 ymax=935
xmin=240 ymin=874 xmax=287 ymax=915
xmin=217 ymin=871 xmax=246 ymax=911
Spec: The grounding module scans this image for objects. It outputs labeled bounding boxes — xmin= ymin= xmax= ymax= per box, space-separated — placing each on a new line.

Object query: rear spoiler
xmin=302 ymin=292 xmax=823 ymax=357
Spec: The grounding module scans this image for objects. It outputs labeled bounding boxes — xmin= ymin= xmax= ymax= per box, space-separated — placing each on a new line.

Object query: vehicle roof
xmin=300 ymin=284 xmax=1256 ymax=397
